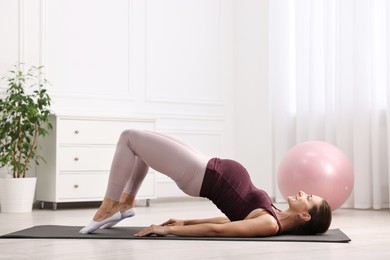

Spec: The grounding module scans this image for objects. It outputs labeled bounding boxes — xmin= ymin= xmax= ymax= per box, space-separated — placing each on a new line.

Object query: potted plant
xmin=0 ymin=63 xmax=52 ymax=213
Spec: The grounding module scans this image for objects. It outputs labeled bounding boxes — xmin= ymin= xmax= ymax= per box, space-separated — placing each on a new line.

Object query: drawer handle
xmin=74 ymin=184 xmax=79 ymax=188
xmin=74 ymin=157 xmax=80 ymax=161
xmin=74 ymin=130 xmax=80 ymax=134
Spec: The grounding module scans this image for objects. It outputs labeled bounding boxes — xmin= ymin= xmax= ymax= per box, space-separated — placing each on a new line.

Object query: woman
xmin=80 ymin=130 xmax=332 ymax=237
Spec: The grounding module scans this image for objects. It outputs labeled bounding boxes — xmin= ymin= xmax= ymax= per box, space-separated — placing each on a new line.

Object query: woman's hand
xmin=134 ymin=218 xmax=185 ymax=237
xmin=134 ymin=224 xmax=170 ymax=237
xmin=160 ymin=218 xmax=185 ymax=226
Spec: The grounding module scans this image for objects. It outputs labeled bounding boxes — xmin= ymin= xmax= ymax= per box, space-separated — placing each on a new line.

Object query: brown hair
xmin=288 ymin=199 xmax=332 ymax=235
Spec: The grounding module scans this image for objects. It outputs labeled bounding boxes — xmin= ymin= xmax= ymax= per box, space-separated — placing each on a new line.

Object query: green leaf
xmin=0 ymin=62 xmax=52 ymax=178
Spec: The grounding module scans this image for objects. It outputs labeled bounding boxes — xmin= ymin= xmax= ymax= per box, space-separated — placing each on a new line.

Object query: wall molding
xmin=145 ymin=95 xmax=224 ymax=106
xmin=154 ymin=113 xmax=225 ymax=122
xmin=157 ymin=128 xmax=224 ymax=137
xmin=144 ymin=0 xmax=223 ymax=106
xmin=39 ymin=0 xmax=46 ymax=67
xmin=41 ymin=0 xmax=134 ymax=101
xmin=18 ymin=0 xmax=25 ymax=63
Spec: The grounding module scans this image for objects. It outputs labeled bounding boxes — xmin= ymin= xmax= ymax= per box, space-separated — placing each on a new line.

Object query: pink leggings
xmin=105 ymin=130 xmax=211 ymax=200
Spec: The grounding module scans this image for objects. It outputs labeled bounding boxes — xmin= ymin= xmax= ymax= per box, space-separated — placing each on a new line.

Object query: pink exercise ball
xmin=277 ymin=141 xmax=354 ymax=211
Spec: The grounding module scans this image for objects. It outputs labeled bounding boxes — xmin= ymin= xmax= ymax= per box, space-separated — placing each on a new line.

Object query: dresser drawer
xmin=58 ymin=174 xmax=108 ymax=200
xmin=36 ymin=115 xmax=156 ymax=205
xmin=58 ymin=146 xmax=116 ymax=172
xmin=57 ymin=118 xmax=155 ymax=145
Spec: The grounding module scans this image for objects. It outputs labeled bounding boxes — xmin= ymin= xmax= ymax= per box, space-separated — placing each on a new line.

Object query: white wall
xmin=234 ymin=0 xmax=273 ymax=195
xmin=0 ymin=0 xmax=271 ymax=198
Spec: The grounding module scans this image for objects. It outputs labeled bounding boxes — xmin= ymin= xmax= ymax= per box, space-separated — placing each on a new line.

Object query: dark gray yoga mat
xmin=0 ymin=225 xmax=350 ymax=243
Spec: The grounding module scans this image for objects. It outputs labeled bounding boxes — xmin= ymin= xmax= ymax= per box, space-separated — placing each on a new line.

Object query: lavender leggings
xmin=105 ymin=130 xmax=211 ymax=200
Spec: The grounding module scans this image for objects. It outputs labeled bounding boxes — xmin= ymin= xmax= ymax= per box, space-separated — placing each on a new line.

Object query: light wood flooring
xmin=0 ymin=198 xmax=389 ymax=260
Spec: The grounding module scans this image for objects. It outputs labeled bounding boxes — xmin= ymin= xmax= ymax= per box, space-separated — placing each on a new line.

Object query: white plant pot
xmin=0 ymin=177 xmax=37 ymax=213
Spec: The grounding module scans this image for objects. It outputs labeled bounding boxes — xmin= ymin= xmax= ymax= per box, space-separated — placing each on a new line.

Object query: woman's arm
xmin=135 ymin=215 xmax=279 ymax=237
xmin=161 ymin=217 xmax=230 ymax=226
xmin=185 ymin=216 xmax=230 ymax=225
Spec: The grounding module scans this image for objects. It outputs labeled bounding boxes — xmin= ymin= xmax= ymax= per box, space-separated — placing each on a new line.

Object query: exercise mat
xmin=0 ymin=225 xmax=351 ymax=243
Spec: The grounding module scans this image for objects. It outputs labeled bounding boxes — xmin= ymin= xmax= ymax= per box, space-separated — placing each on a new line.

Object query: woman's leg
xmin=80 ymin=130 xmax=210 ymax=233
xmin=108 ymin=131 xmax=205 ymax=217
xmin=122 ymin=156 xmax=149 ymax=198
xmin=98 ymin=156 xmax=148 ymax=229
xmin=116 ymin=131 xmax=204 ymax=210
xmin=105 ymin=129 xmax=210 ymax=200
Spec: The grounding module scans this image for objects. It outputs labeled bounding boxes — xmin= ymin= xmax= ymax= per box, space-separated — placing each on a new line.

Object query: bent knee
xmin=118 ymin=129 xmax=142 ymax=145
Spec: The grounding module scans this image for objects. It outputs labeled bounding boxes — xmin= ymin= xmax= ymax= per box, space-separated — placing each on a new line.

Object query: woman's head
xmin=286 ymin=191 xmax=332 ymax=235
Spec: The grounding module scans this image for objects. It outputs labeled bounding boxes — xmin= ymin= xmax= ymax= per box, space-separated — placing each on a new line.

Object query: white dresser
xmin=36 ymin=115 xmax=156 ymax=210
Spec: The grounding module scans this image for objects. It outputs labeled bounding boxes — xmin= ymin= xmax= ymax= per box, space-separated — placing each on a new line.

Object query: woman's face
xmin=287 ymin=191 xmax=323 ymax=212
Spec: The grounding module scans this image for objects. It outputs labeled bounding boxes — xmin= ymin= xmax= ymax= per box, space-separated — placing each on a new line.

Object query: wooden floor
xmin=0 ymin=198 xmax=389 ymax=260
